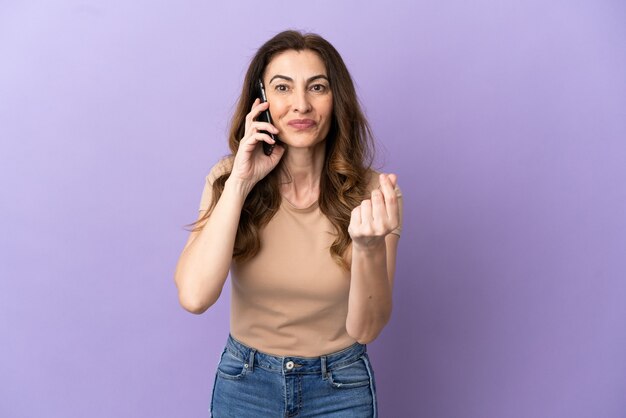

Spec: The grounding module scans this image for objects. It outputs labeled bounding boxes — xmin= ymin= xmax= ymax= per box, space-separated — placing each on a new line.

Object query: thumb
xmin=268 ymin=144 xmax=285 ymax=165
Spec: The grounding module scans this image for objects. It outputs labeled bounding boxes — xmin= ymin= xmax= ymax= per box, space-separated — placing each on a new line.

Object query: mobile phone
xmin=257 ymin=79 xmax=280 ymax=156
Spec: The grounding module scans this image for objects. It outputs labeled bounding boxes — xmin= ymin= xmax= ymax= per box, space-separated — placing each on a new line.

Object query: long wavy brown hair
xmin=187 ymin=30 xmax=374 ymax=269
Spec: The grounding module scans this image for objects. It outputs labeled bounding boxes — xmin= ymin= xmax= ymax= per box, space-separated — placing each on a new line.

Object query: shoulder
xmin=198 ymin=156 xmax=234 ymax=212
xmin=206 ymin=155 xmax=234 ymax=183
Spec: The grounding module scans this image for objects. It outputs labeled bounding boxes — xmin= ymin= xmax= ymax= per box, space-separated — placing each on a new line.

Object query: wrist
xmin=224 ymin=177 xmax=254 ymax=198
xmin=351 ymin=237 xmax=387 ymax=255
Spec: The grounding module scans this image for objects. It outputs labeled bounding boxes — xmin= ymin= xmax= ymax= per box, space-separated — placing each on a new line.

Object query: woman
xmin=175 ymin=30 xmax=403 ymax=417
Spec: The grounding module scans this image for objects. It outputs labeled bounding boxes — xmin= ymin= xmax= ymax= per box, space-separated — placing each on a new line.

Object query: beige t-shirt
xmin=198 ymin=157 xmax=403 ymax=356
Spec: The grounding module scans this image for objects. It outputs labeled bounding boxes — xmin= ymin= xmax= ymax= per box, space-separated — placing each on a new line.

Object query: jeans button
xmin=285 ymin=361 xmax=295 ymax=370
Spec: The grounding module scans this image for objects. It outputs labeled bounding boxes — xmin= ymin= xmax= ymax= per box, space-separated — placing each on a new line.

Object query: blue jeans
xmin=210 ymin=334 xmax=378 ymax=417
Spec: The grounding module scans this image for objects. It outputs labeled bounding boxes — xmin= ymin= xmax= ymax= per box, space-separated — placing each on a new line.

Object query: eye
xmin=274 ymin=84 xmax=289 ymax=93
xmin=310 ymin=84 xmax=328 ymax=93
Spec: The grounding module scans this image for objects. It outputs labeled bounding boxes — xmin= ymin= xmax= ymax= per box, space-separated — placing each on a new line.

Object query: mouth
xmin=287 ymin=119 xmax=317 ymax=130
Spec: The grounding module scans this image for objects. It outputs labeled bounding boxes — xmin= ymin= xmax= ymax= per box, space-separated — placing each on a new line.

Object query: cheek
xmin=269 ymin=101 xmax=289 ymax=120
xmin=322 ymin=100 xmax=334 ymax=121
xmin=319 ymin=101 xmax=334 ymax=134
xmin=317 ymin=96 xmax=334 ymax=119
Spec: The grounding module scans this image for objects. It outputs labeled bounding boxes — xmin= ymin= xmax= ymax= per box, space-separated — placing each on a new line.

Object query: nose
xmin=292 ymin=88 xmax=311 ymax=113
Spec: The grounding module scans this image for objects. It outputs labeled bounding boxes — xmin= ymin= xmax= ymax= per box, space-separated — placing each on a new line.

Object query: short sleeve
xmin=198 ymin=157 xmax=233 ymax=212
xmin=367 ymin=170 xmax=403 ymax=237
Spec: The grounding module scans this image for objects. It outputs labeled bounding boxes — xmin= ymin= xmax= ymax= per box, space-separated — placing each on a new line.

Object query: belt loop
xmin=320 ymin=355 xmax=328 ymax=380
xmin=247 ymin=349 xmax=256 ymax=372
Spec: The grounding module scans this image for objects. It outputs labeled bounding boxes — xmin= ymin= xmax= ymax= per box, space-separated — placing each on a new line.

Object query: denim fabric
xmin=210 ymin=334 xmax=378 ymax=417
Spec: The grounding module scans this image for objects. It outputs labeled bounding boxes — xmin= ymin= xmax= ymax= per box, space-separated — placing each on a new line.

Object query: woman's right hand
xmin=228 ymin=98 xmax=285 ymax=193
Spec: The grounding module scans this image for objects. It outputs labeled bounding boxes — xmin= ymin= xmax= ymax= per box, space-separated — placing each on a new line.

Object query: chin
xmin=280 ymin=135 xmax=326 ymax=149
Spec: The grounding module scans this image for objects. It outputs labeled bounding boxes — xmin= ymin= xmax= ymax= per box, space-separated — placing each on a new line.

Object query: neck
xmin=279 ymin=141 xmax=326 ymax=206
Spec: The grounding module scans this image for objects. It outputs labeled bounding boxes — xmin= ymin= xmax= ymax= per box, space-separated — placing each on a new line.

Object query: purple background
xmin=1 ymin=1 xmax=625 ymax=417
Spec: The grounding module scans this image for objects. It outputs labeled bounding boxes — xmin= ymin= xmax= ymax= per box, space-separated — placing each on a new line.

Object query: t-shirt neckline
xmin=281 ymin=196 xmax=319 ymax=213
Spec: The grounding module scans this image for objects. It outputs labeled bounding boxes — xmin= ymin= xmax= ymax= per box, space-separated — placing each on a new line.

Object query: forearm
xmin=345 ymin=240 xmax=392 ymax=344
xmin=174 ymin=178 xmax=251 ymax=313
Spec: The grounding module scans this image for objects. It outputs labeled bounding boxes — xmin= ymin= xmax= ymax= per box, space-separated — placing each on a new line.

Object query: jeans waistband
xmin=224 ymin=334 xmax=367 ymax=375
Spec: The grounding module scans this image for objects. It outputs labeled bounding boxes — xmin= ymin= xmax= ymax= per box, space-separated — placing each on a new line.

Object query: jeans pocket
xmin=327 ymin=356 xmax=371 ymax=388
xmin=216 ymin=349 xmax=248 ymax=380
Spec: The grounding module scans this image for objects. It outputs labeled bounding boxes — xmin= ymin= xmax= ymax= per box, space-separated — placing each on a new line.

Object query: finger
xmin=387 ymin=173 xmax=398 ymax=188
xmin=371 ymin=189 xmax=386 ymax=224
xmin=250 ymin=121 xmax=279 ymax=134
xmin=378 ymin=173 xmax=395 ymax=200
xmin=350 ymin=205 xmax=362 ymax=226
xmin=240 ymin=132 xmax=276 ymax=150
xmin=378 ymin=174 xmax=398 ymax=220
xmin=252 ymin=132 xmax=276 ymax=144
xmin=251 ymin=100 xmax=270 ymax=116
xmin=360 ymin=199 xmax=372 ymax=225
xmin=379 ymin=172 xmax=397 ymax=188
xmin=269 ymin=143 xmax=286 ymax=162
xmin=245 ymin=100 xmax=270 ymax=126
xmin=384 ymin=174 xmax=400 ymax=228
xmin=250 ymin=98 xmax=260 ymax=110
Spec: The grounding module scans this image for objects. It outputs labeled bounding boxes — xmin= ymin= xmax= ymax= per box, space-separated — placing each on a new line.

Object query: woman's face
xmin=262 ymin=49 xmax=333 ymax=150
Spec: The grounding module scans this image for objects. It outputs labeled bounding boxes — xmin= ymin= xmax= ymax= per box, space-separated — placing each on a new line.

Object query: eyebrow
xmin=269 ymin=74 xmax=329 ymax=84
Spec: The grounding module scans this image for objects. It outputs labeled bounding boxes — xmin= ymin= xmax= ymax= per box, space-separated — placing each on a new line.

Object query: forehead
xmin=264 ymin=49 xmax=327 ymax=78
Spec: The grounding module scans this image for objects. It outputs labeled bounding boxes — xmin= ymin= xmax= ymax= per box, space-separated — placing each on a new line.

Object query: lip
xmin=287 ymin=119 xmax=317 ymax=130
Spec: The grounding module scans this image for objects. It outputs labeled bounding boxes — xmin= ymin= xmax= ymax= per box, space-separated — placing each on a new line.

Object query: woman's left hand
xmin=348 ymin=173 xmax=400 ymax=251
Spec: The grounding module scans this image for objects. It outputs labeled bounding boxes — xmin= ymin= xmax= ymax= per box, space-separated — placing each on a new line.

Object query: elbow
xmin=174 ymin=277 xmax=220 ymax=315
xmin=354 ymin=334 xmax=377 ymax=345
xmin=178 ymin=291 xmax=222 ymax=314
xmin=347 ymin=327 xmax=380 ymax=345
xmin=178 ymin=295 xmax=210 ymax=315
xmin=346 ymin=311 xmax=391 ymax=345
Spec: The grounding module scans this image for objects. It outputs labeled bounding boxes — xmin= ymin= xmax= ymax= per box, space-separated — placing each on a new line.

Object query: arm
xmin=174 ymin=178 xmax=251 ymax=314
xmin=173 ymin=99 xmax=284 ymax=314
xmin=345 ymin=173 xmax=401 ymax=343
